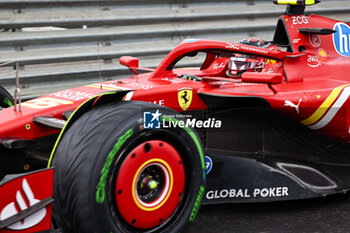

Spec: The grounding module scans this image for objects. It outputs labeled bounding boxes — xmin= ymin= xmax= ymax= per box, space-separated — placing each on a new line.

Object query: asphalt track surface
xmin=47 ymin=193 xmax=350 ymax=233
xmin=189 ymin=193 xmax=350 ymax=233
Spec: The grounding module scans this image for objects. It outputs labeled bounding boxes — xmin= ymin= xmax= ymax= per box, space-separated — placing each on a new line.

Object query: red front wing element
xmin=0 ymin=169 xmax=53 ymax=233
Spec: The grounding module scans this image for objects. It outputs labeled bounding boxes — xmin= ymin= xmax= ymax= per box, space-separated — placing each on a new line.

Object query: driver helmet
xmin=227 ymin=38 xmax=272 ymax=78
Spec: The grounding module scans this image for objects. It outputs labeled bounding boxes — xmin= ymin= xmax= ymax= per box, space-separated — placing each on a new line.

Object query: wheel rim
xmin=115 ymin=140 xmax=185 ymax=229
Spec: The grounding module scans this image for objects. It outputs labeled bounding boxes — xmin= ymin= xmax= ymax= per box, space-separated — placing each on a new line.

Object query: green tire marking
xmin=4 ymin=98 xmax=13 ymax=107
xmin=189 ymin=185 xmax=205 ymax=222
xmin=96 ymin=128 xmax=134 ymax=203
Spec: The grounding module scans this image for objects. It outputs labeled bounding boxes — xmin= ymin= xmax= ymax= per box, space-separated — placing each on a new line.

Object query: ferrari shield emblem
xmin=178 ymin=89 xmax=193 ymax=111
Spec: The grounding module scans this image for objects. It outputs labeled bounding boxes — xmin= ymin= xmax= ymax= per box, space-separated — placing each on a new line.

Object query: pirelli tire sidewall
xmin=107 ymin=105 xmax=205 ymax=233
xmin=0 ymin=85 xmax=14 ymax=108
xmin=53 ymin=101 xmax=205 ymax=233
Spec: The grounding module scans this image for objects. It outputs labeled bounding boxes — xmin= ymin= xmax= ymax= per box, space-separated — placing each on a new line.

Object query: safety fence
xmin=0 ymin=0 xmax=349 ymax=98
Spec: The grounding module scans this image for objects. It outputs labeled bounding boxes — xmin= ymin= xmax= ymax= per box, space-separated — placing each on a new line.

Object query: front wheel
xmin=0 ymin=85 xmax=13 ymax=109
xmin=53 ymin=101 xmax=206 ymax=233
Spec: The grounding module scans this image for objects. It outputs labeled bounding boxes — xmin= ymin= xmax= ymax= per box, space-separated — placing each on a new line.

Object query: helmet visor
xmin=229 ymin=57 xmax=262 ymax=71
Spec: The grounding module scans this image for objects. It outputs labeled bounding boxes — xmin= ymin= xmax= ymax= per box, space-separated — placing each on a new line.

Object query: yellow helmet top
xmin=273 ymin=0 xmax=320 ymax=6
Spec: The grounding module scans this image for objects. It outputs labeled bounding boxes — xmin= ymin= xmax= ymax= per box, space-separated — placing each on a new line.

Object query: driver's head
xmin=227 ymin=38 xmax=273 ymax=78
xmin=228 ymin=56 xmax=265 ymax=77
xmin=239 ymin=38 xmax=272 ymax=49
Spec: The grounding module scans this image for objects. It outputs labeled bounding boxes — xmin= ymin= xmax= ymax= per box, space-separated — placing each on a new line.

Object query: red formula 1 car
xmin=1 ymin=0 xmax=350 ymax=232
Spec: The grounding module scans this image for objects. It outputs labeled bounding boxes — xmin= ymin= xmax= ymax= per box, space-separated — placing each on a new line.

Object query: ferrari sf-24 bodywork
xmin=0 ymin=0 xmax=350 ymax=232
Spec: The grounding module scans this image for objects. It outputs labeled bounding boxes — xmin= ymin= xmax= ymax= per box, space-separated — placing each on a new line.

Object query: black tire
xmin=53 ymin=101 xmax=206 ymax=233
xmin=0 ymin=85 xmax=13 ymax=108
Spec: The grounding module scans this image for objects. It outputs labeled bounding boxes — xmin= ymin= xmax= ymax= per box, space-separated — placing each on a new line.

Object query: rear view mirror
xmin=119 ymin=56 xmax=139 ymax=69
xmin=242 ymin=72 xmax=283 ymax=84
xmin=242 ymin=72 xmax=283 ymax=94
xmin=120 ymin=56 xmax=139 ymax=74
xmin=119 ymin=56 xmax=155 ymax=75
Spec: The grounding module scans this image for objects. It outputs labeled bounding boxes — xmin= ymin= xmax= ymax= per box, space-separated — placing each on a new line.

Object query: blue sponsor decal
xmin=333 ymin=23 xmax=350 ymax=57
xmin=182 ymin=38 xmax=200 ymax=43
xmin=205 ymin=156 xmax=213 ymax=174
xmin=143 ymin=110 xmax=161 ymax=129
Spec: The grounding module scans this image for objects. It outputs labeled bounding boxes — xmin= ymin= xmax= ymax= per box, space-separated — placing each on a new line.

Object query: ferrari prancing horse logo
xmin=178 ymin=89 xmax=193 ymax=111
